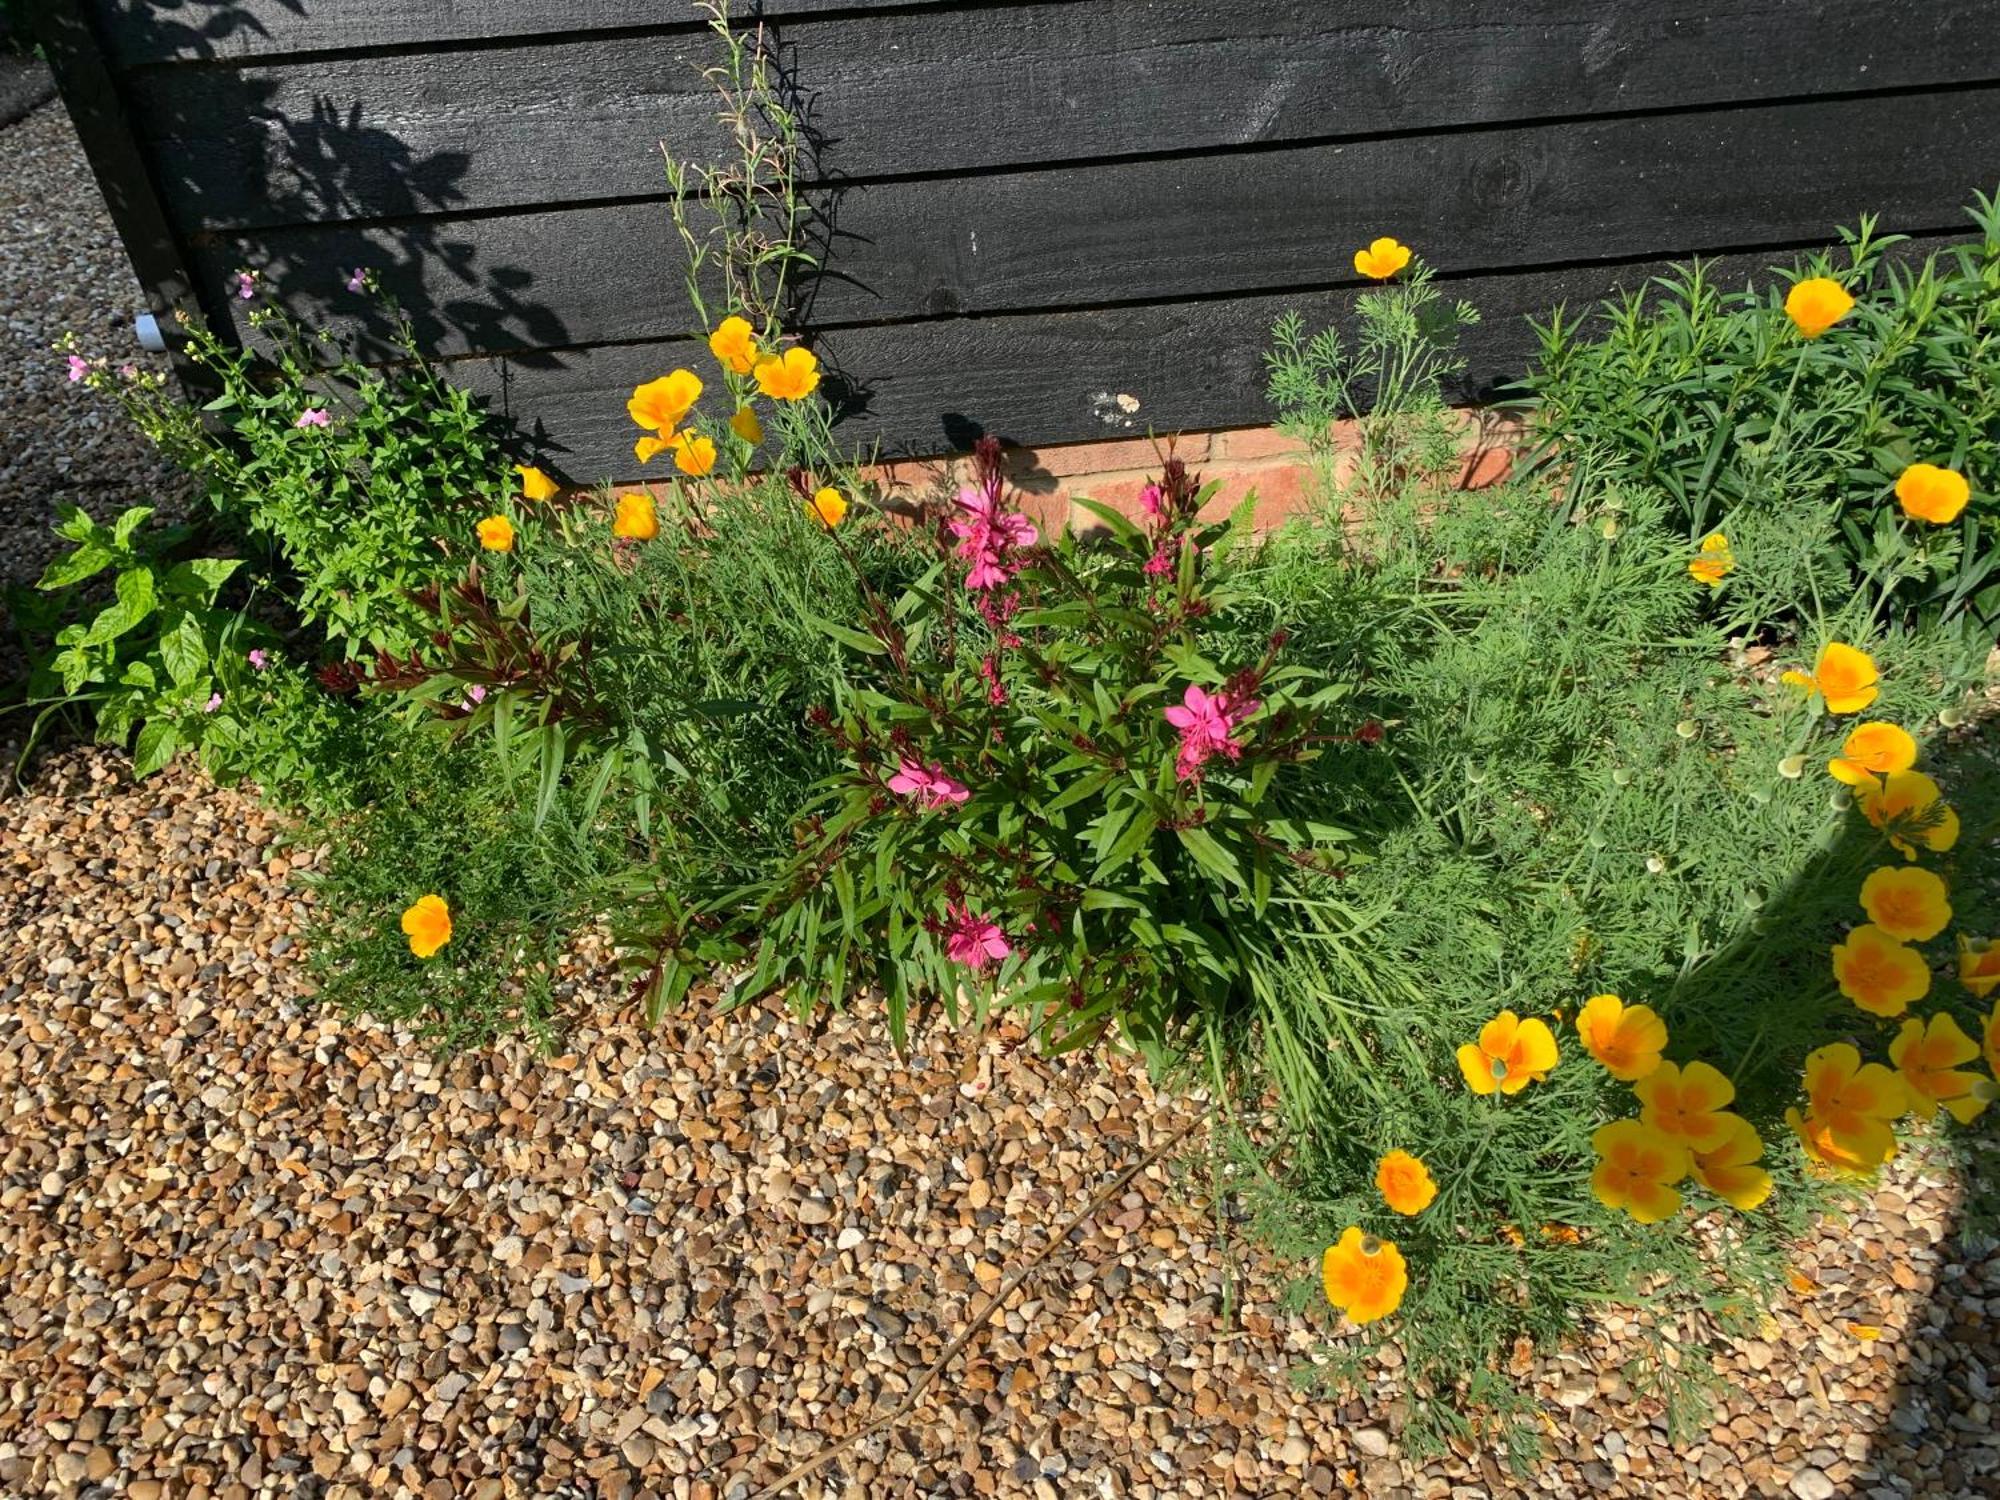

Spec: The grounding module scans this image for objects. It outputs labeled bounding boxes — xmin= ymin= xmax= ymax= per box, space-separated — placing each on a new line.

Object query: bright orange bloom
xmin=1859 ymin=866 xmax=1951 ymax=942
xmin=1576 ymin=993 xmax=1667 ymax=1081
xmin=1352 ymin=237 xmax=1413 ymax=280
xmin=1320 ymin=1227 xmax=1407 ymax=1324
xmin=628 ymin=370 xmax=703 ymax=433
xmin=1832 ymin=923 xmax=1931 ymax=1017
xmin=1827 ymin=721 xmax=1916 ymax=789
xmin=1985 ymin=999 xmax=2000 ymax=1078
xmin=1894 ymin=463 xmax=1971 ymax=525
xmin=1688 ymin=532 xmax=1734 ymax=587
xmin=754 ymin=346 xmax=821 ymax=402
xmin=674 ymin=433 xmax=717 ymax=477
xmin=808 ymin=486 xmax=849 ymax=528
xmin=1375 ymin=1151 xmax=1437 ymax=1216
xmin=1634 ymin=1060 xmax=1738 ymax=1152
xmin=516 ymin=464 xmax=559 ymax=503
xmin=1890 ymin=1012 xmax=1990 ymax=1125
xmin=634 ymin=433 xmax=673 ymax=465
xmin=400 ymin=894 xmax=452 ymax=959
xmin=612 ymin=492 xmax=659 ymax=542
xmin=708 ymin=315 xmax=761 ymax=375
xmin=1690 ymin=1114 xmax=1773 ymax=1211
xmin=1857 ymin=770 xmax=1960 ymax=860
xmin=730 ymin=406 xmax=764 ymax=445
xmin=1589 ymin=1120 xmax=1689 ymax=1225
xmin=1781 ymin=641 xmax=1878 ymax=714
xmin=1785 ymin=276 xmax=1855 ymax=338
xmin=475 ymin=515 xmax=515 ymax=552
xmin=1456 ymin=1010 xmax=1559 ymax=1095
xmin=1960 ymin=936 xmax=2000 ymax=999
xmin=1787 ymin=1042 xmax=1906 ymax=1174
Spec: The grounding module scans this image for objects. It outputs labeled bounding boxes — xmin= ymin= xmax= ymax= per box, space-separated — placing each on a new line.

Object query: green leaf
xmin=158 ymin=612 xmax=207 ymax=686
xmin=36 ymin=541 xmax=115 ymax=591
xmin=812 ymin=619 xmax=890 ymax=655
xmin=1176 ymin=825 xmax=1246 ymax=888
xmin=131 ymin=719 xmax=178 ymax=777
xmin=164 ymin=557 xmax=243 ymax=601
xmin=110 ymin=506 xmax=156 ymax=548
xmin=52 ymin=504 xmax=96 ymax=544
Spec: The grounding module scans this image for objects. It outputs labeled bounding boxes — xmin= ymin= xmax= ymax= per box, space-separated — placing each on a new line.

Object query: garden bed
xmin=1 ymin=749 xmax=1995 ymax=1498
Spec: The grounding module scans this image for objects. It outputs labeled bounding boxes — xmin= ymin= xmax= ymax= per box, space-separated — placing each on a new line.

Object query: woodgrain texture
xmin=189 ymin=89 xmax=2000 ymax=361
xmin=131 ymin=1 xmax=2000 ymax=232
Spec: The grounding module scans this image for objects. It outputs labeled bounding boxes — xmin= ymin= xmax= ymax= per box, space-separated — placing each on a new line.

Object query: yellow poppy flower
xmin=1589 ymin=1120 xmax=1689 ymax=1225
xmin=1889 ymin=1013 xmax=1990 ymax=1125
xmin=1352 ymin=236 xmax=1413 ymax=281
xmin=400 ymin=894 xmax=452 ymax=959
xmin=1959 ymin=936 xmax=2000 ymax=999
xmin=475 ymin=515 xmax=515 ymax=552
xmin=1781 ymin=641 xmax=1878 ymax=714
xmin=1576 ymin=993 xmax=1667 ymax=1082
xmin=754 ymin=346 xmax=821 ymax=402
xmin=674 ymin=433 xmax=717 ymax=477
xmin=1688 ymin=532 xmax=1734 ymax=587
xmin=1784 ymin=276 xmax=1855 ymax=338
xmin=1320 ymin=1227 xmax=1407 ymax=1324
xmin=708 ymin=315 xmax=760 ymax=375
xmin=1857 ymin=770 xmax=1960 ymax=860
xmin=1894 ymin=463 xmax=1970 ymax=525
xmin=1456 ymin=1010 xmax=1559 ymax=1095
xmin=628 ymin=370 xmax=703 ymax=433
xmin=730 ymin=405 xmax=764 ymax=445
xmin=1985 ymin=998 xmax=2000 ymax=1077
xmin=1858 ymin=866 xmax=1951 ymax=942
xmin=1787 ymin=1042 xmax=1906 ymax=1174
xmin=613 ymin=492 xmax=659 ymax=542
xmin=1827 ymin=721 xmax=1916 ymax=789
xmin=1633 ymin=1060 xmax=1738 ymax=1153
xmin=516 ymin=464 xmax=558 ymax=503
xmin=808 ymin=486 xmax=849 ymax=528
xmin=1690 ymin=1114 xmax=1773 ymax=1211
xmin=635 ymin=434 xmax=673 ymax=465
xmin=1832 ymin=923 xmax=1931 ymax=1018
xmin=1374 ymin=1150 xmax=1437 ymax=1216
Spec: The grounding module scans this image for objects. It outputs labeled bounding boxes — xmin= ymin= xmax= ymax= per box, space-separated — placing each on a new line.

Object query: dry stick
xmin=748 ymin=1115 xmax=1204 ymax=1499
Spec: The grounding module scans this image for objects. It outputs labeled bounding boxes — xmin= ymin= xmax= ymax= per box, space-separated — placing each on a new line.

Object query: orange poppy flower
xmin=1589 ymin=1120 xmax=1689 ymax=1224
xmin=1890 ymin=1013 xmax=1990 ymax=1125
xmin=730 ymin=406 xmax=764 ymax=445
xmin=1827 ymin=721 xmax=1916 ymax=789
xmin=1690 ymin=1114 xmax=1773 ymax=1211
xmin=1456 ymin=1010 xmax=1559 ymax=1095
xmin=808 ymin=487 xmax=849 ymax=528
xmin=1375 ymin=1151 xmax=1437 ymax=1216
xmin=1832 ymin=924 xmax=1931 ymax=1017
xmin=1576 ymin=993 xmax=1667 ymax=1081
xmin=400 ymin=894 xmax=452 ymax=959
xmin=1781 ymin=641 xmax=1878 ymax=714
xmin=475 ymin=515 xmax=515 ymax=552
xmin=1960 ymin=936 xmax=2000 ymax=1000
xmin=754 ymin=346 xmax=821 ymax=402
xmin=613 ymin=492 xmax=659 ymax=542
xmin=1687 ymin=532 xmax=1734 ymax=587
xmin=1857 ymin=771 xmax=1960 ymax=860
xmin=516 ymin=464 xmax=559 ymax=503
xmin=1320 ymin=1227 xmax=1407 ymax=1324
xmin=674 ymin=433 xmax=717 ymax=477
xmin=1352 ymin=237 xmax=1413 ymax=280
xmin=1633 ymin=1060 xmax=1738 ymax=1153
xmin=1858 ymin=866 xmax=1951 ymax=942
xmin=1787 ymin=1042 xmax=1906 ymax=1174
xmin=1893 ymin=463 xmax=1970 ymax=525
xmin=708 ymin=315 xmax=761 ymax=375
xmin=1784 ymin=276 xmax=1855 ymax=338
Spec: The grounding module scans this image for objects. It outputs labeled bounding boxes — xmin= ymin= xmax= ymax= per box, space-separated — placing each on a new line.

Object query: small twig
xmin=748 ymin=1115 xmax=1202 ymax=1499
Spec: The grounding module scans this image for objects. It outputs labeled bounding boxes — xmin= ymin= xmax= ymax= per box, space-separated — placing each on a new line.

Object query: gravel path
xmin=2 ymin=749 xmax=1997 ymax=1499
xmin=4 ymin=89 xmax=1999 ymax=1500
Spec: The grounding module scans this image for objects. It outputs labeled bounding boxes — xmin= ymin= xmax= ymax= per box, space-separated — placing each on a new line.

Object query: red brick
xmin=1009 ymin=432 xmax=1207 ymax=481
xmin=1209 ymin=424 xmax=1328 ymax=463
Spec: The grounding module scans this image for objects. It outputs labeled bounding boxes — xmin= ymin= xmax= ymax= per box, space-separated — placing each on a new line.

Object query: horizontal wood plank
xmin=132 ymin=0 xmax=2000 ymax=234
xmin=444 ymin=239 xmax=1967 ymax=481
xmin=191 ymin=91 xmax=2000 ymax=360
xmin=91 ymin=1 xmax=997 ymax=68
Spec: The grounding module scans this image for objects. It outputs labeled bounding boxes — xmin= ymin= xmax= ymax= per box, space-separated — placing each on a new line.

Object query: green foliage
xmin=634 ymin=444 xmax=1359 ymax=1072
xmin=1529 ymin=191 xmax=2000 ymax=629
xmin=16 ymin=502 xmax=250 ymax=775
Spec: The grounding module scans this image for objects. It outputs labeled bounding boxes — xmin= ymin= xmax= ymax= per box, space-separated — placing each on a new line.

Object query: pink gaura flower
xmin=1138 ymin=482 xmax=1164 ymax=519
xmin=234 ymin=270 xmax=257 ymax=300
xmin=65 ymin=354 xmax=90 ymax=383
xmin=295 ymin=407 xmax=331 ymax=429
xmin=887 ymin=757 xmax=971 ymax=809
xmin=346 ymin=267 xmax=368 ymax=293
xmin=1164 ymin=683 xmax=1260 ymax=781
xmin=949 ymin=485 xmax=1038 ymax=591
xmin=203 ymin=692 xmax=223 ymax=713
xmin=943 ymin=902 xmax=1011 ymax=970
xmin=465 ymin=683 xmax=488 ymax=704
xmin=247 ymin=649 xmax=269 ymax=671
xmin=1143 ymin=544 xmax=1174 ymax=577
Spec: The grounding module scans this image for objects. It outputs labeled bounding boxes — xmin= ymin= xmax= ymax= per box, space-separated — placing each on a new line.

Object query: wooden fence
xmin=34 ymin=0 xmax=2000 ymax=479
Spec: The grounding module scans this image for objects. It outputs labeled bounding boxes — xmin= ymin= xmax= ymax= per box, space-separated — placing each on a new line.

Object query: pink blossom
xmin=466 ymin=683 xmax=488 ymax=704
xmin=1143 ymin=544 xmax=1174 ymax=577
xmin=346 ymin=267 xmax=368 ymax=293
xmin=295 ymin=407 xmax=331 ymax=429
xmin=118 ymin=364 xmax=138 ymax=380
xmin=1138 ymin=482 xmax=1164 ymax=519
xmin=65 ymin=354 xmax=90 ymax=383
xmin=247 ymin=649 xmax=269 ymax=671
xmin=204 ymin=692 xmax=223 ymax=713
xmin=886 ymin=757 xmax=971 ymax=809
xmin=1164 ymin=684 xmax=1260 ymax=781
xmin=943 ymin=902 xmax=1011 ymax=970
xmin=949 ymin=485 xmax=1038 ymax=592
xmin=979 ymin=654 xmax=1007 ymax=706
xmin=234 ymin=270 xmax=257 ymax=300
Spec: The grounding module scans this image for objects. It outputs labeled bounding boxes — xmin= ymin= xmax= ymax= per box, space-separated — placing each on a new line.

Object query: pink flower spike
xmin=1138 ymin=482 xmax=1164 ymax=519
xmin=295 ymin=407 xmax=331 ymax=429
xmin=65 ymin=354 xmax=90 ymax=383
xmin=1165 ymin=683 xmax=1257 ymax=781
xmin=943 ymin=902 xmax=1011 ymax=970
xmin=247 ymin=649 xmax=269 ymax=671
xmin=887 ymin=757 xmax=970 ymax=809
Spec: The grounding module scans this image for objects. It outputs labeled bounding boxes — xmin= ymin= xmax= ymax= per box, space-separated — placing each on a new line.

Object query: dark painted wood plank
xmin=447 ymin=238 xmax=1969 ymax=480
xmin=189 ymin=90 xmax=2000 ymax=360
xmin=92 ymin=0 xmax=1000 ymax=67
xmin=132 ymin=0 xmax=2000 ymax=233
